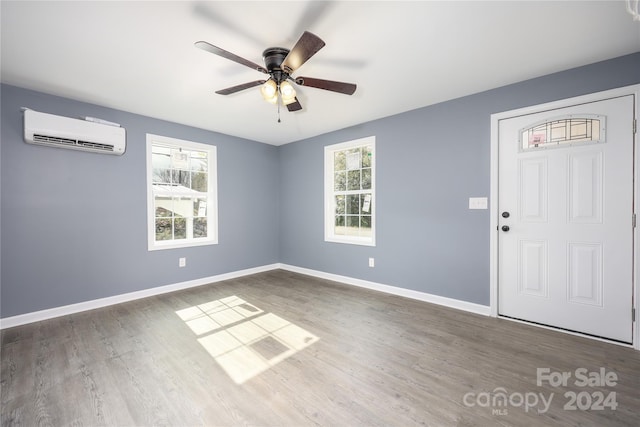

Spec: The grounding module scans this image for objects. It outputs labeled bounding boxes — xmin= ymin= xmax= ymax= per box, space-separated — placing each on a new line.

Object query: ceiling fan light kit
xmin=195 ymin=31 xmax=356 ymax=121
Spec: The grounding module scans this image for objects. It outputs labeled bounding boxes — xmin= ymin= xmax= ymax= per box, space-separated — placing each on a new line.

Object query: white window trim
xmin=146 ymin=133 xmax=218 ymax=251
xmin=324 ymin=136 xmax=376 ymax=246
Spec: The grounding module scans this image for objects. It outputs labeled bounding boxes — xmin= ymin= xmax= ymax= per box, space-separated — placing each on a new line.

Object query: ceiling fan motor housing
xmin=262 ymin=47 xmax=290 ymax=82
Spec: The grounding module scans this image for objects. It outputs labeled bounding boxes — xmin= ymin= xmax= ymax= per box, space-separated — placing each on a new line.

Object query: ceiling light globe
xmin=265 ymin=94 xmax=278 ymax=104
xmin=261 ymin=79 xmax=277 ymax=101
xmin=280 ymin=81 xmax=297 ymax=105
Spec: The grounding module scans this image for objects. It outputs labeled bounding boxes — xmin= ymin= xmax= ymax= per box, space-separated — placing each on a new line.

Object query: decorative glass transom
xmin=520 ymin=115 xmax=605 ymax=151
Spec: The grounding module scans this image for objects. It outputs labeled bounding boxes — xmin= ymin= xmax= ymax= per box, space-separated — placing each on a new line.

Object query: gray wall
xmin=1 ymin=84 xmax=280 ymax=317
xmin=279 ymin=52 xmax=640 ymax=305
xmin=2 ymin=52 xmax=639 ymax=318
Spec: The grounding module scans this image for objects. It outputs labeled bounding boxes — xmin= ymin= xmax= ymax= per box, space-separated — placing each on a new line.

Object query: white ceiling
xmin=2 ymin=1 xmax=639 ymax=145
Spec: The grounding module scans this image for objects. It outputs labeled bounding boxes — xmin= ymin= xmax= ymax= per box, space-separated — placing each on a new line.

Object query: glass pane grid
xmin=333 ymin=192 xmax=372 ymax=238
xmin=152 ymin=145 xmax=209 ymax=192
xmin=328 ymin=141 xmax=374 ymax=243
xmin=521 ymin=117 xmax=602 ymax=150
xmin=152 ymin=142 xmax=211 ymax=243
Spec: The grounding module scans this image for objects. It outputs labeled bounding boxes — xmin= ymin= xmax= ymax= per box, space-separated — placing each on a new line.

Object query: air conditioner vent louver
xmin=32 ymin=134 xmax=114 ymax=151
xmin=33 ymin=134 xmax=76 ymax=146
xmin=77 ymin=140 xmax=114 ymax=151
xmin=23 ymin=109 xmax=126 ymax=155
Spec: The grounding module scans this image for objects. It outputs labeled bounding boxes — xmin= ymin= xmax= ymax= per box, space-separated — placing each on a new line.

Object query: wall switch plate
xmin=468 ymin=197 xmax=488 ymax=210
xmin=369 ymin=257 xmax=375 ymax=268
xmin=179 ymin=257 xmax=186 ymax=267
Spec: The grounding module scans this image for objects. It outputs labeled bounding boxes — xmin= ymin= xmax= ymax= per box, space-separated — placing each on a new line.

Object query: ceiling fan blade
xmin=281 ymin=31 xmax=325 ymax=74
xmin=215 ymin=80 xmax=266 ymax=95
xmin=286 ymin=98 xmax=303 ymax=112
xmin=295 ymin=77 xmax=357 ymax=95
xmin=195 ymin=41 xmax=267 ymax=74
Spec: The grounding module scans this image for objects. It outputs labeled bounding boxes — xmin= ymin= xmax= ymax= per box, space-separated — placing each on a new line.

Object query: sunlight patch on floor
xmin=176 ymin=295 xmax=319 ymax=384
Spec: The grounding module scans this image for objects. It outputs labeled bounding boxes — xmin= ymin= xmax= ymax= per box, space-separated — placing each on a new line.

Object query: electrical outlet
xmin=369 ymin=257 xmax=375 ymax=268
xmin=179 ymin=257 xmax=186 ymax=267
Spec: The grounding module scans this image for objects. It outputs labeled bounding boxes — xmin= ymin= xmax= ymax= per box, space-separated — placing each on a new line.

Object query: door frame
xmin=489 ymin=84 xmax=640 ymax=350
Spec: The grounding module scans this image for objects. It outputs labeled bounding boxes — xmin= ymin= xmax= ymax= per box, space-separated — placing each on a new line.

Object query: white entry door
xmin=498 ymin=95 xmax=635 ymax=343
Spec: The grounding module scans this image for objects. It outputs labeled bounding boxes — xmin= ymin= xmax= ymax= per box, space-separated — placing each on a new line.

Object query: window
xmin=324 ymin=136 xmax=375 ymax=246
xmin=520 ymin=115 xmax=605 ymax=151
xmin=146 ymin=134 xmax=218 ymax=250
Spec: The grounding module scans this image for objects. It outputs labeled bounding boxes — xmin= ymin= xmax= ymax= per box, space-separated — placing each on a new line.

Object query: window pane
xmin=571 ymin=121 xmax=590 ymax=139
xmin=361 ymin=193 xmax=372 ymax=214
xmin=347 ymin=170 xmax=361 ymax=191
xmin=362 ymin=168 xmax=371 ymax=190
xmin=155 ymin=196 xmax=173 ymax=217
xmin=361 ymin=146 xmax=372 ymax=167
xmin=152 ymin=150 xmax=171 ymax=169
xmin=193 ymin=198 xmax=207 ymax=217
xmin=156 ymin=218 xmax=172 ymax=241
xmin=171 ymin=149 xmax=190 ymax=170
xmin=194 ymin=218 xmax=207 ymax=238
xmin=334 ymin=151 xmax=346 ymax=171
xmin=334 ymin=172 xmax=346 ymax=191
xmin=170 ymin=197 xmax=189 ymax=218
xmin=361 ymin=216 xmax=372 ymax=237
xmin=360 ymin=215 xmax=371 ymax=231
xmin=346 ymin=195 xmax=360 ymax=214
xmin=521 ymin=116 xmax=603 ymax=150
xmin=335 ymin=195 xmax=345 ymax=215
xmin=191 ymin=172 xmax=208 ymax=192
xmin=549 ymin=121 xmax=566 ymax=141
xmin=190 ymin=151 xmax=208 ymax=172
xmin=153 ymin=168 xmax=171 ymax=184
xmin=172 ymin=170 xmax=191 ymax=188
xmin=346 ymin=216 xmax=360 ymax=235
xmin=174 ymin=218 xmax=187 ymax=239
xmin=346 ymin=149 xmax=361 ymax=170
xmin=334 ymin=216 xmax=345 ymax=235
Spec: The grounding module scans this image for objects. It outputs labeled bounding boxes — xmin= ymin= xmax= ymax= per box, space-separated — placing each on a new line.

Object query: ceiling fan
xmin=195 ymin=31 xmax=356 ymax=116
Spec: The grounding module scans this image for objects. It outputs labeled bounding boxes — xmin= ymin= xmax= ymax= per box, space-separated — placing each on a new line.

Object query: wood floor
xmin=2 ymin=269 xmax=639 ymax=426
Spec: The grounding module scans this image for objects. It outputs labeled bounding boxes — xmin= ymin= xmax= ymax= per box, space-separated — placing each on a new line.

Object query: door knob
xmin=502 ymin=211 xmax=510 ymax=218
xmin=501 ymin=225 xmax=510 ymax=232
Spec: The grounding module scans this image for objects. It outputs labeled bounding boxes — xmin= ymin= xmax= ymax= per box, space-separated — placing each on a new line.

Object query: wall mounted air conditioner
xmin=23 ymin=109 xmax=126 ymax=155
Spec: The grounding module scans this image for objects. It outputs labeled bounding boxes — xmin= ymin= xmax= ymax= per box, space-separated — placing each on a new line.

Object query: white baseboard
xmin=1 ymin=263 xmax=490 ymax=329
xmin=0 ymin=264 xmax=280 ymax=329
xmin=278 ymin=264 xmax=491 ymax=316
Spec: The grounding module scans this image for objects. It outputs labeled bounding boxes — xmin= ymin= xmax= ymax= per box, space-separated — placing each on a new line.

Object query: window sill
xmin=324 ymin=236 xmax=376 ymax=247
xmin=148 ymin=238 xmax=218 ymax=251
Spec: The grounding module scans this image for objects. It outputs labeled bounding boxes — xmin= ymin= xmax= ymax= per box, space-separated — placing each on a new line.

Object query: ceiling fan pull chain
xmin=277 ymin=97 xmax=281 ymax=123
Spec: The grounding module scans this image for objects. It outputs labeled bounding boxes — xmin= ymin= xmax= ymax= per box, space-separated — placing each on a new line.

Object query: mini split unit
xmin=23 ymin=109 xmax=126 ymax=155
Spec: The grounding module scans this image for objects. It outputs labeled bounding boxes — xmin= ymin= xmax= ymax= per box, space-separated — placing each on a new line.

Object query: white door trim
xmin=489 ymin=84 xmax=640 ymax=350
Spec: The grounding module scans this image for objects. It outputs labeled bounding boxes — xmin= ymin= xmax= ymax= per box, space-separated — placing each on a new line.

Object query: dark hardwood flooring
xmin=2 ymin=269 xmax=639 ymax=426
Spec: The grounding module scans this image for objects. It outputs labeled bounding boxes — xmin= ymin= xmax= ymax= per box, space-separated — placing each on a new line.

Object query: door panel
xmin=498 ymin=95 xmax=634 ymax=343
xmin=519 ymin=157 xmax=548 ymax=222
xmin=567 ymin=242 xmax=602 ymax=306
xmin=568 ymin=152 xmax=602 ymax=223
xmin=518 ymin=239 xmax=548 ymax=297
